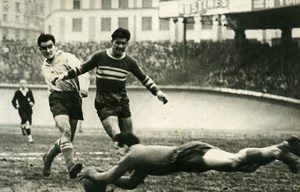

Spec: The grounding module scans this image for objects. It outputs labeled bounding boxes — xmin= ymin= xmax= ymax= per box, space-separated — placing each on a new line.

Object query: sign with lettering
xmin=252 ymin=0 xmax=300 ymax=10
xmin=158 ymin=0 xmax=230 ymax=18
xmin=178 ymin=0 xmax=229 ymax=16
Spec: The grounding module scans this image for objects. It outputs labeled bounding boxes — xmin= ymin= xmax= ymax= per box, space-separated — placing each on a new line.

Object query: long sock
xmin=25 ymin=128 xmax=31 ymax=136
xmin=21 ymin=124 xmax=26 ymax=135
xmin=25 ymin=124 xmax=33 ymax=142
xmin=46 ymin=139 xmax=61 ymax=162
xmin=28 ymin=135 xmax=33 ymax=142
xmin=60 ymin=139 xmax=74 ymax=167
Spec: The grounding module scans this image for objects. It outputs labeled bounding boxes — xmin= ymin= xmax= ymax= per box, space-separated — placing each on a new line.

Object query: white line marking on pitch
xmin=0 ymin=151 xmax=112 ymax=161
xmin=0 ymin=157 xmax=113 ymax=161
xmin=0 ymin=151 xmax=109 ymax=157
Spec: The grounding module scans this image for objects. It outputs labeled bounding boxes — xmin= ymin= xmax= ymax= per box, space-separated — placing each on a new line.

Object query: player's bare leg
xmin=69 ymin=118 xmax=78 ymax=142
xmin=118 ymin=117 xmax=133 ymax=133
xmin=202 ymin=138 xmax=300 ymax=174
xmin=43 ymin=115 xmax=82 ymax=178
xmin=20 ymin=124 xmax=26 ymax=136
xmin=101 ymin=116 xmax=119 ymax=139
xmin=77 ymin=120 xmax=83 ymax=133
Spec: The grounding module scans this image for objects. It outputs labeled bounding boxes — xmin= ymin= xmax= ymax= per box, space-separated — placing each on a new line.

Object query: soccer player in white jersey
xmin=79 ymin=133 xmax=300 ymax=191
xmin=37 ymin=33 xmax=90 ymax=179
xmin=54 ymin=28 xmax=168 ymax=141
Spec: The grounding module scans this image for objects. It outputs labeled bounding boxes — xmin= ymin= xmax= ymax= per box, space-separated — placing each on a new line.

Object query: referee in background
xmin=11 ymin=79 xmax=35 ymax=143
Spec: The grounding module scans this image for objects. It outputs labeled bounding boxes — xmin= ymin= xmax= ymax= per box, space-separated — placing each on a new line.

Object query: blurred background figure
xmin=11 ymin=79 xmax=35 ymax=143
xmin=78 ymin=120 xmax=83 ymax=133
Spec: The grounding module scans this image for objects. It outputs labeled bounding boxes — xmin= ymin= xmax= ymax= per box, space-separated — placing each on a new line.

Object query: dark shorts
xmin=95 ymin=90 xmax=131 ymax=121
xmin=49 ymin=91 xmax=83 ymax=120
xmin=19 ymin=107 xmax=32 ymax=125
xmin=169 ymin=141 xmax=218 ymax=164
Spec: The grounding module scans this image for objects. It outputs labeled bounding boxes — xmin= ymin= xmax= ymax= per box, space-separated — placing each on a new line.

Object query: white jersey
xmin=41 ymin=50 xmax=90 ymax=93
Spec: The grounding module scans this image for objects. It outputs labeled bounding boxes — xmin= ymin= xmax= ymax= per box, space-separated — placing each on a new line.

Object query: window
xmin=3 ymin=14 xmax=7 ymax=22
xmin=102 ymin=0 xmax=111 ymax=9
xmin=16 ymin=2 xmax=20 ymax=13
xmin=186 ymin=18 xmax=194 ymax=30
xmin=61 ymin=0 xmax=66 ymax=9
xmin=3 ymin=28 xmax=9 ymax=37
xmin=90 ymin=0 xmax=95 ymax=8
xmin=16 ymin=15 xmax=20 ymax=23
xmin=159 ymin=19 xmax=169 ymax=31
xmin=40 ymin=5 xmax=44 ymax=13
xmin=201 ymin=16 xmax=213 ymax=30
xmin=24 ymin=30 xmax=29 ymax=39
xmin=119 ymin=0 xmax=128 ymax=8
xmin=142 ymin=0 xmax=152 ymax=8
xmin=142 ymin=17 xmax=152 ymax=31
xmin=101 ymin=18 xmax=111 ymax=31
xmin=187 ymin=23 xmax=194 ymax=30
xmin=118 ymin=17 xmax=128 ymax=29
xmin=202 ymin=24 xmax=212 ymax=30
xmin=3 ymin=0 xmax=9 ymax=12
xmin=72 ymin=18 xmax=82 ymax=32
xmin=24 ymin=16 xmax=28 ymax=24
xmin=15 ymin=29 xmax=20 ymax=39
xmin=73 ymin=0 xmax=81 ymax=9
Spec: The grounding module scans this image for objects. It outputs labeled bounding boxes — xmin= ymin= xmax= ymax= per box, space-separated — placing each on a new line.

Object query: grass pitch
xmin=0 ymin=125 xmax=299 ymax=192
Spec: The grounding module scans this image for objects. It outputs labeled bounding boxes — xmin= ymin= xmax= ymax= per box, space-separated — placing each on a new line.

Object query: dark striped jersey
xmin=68 ymin=49 xmax=160 ymax=95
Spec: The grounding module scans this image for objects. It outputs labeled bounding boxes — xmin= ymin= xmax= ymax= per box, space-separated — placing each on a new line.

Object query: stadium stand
xmin=1 ymin=38 xmax=299 ymax=99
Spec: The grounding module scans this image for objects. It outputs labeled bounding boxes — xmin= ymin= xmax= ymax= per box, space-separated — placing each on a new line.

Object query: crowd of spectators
xmin=1 ymin=38 xmax=299 ymax=99
xmin=0 ymin=38 xmax=44 ymax=83
xmin=203 ymin=41 xmax=300 ymax=98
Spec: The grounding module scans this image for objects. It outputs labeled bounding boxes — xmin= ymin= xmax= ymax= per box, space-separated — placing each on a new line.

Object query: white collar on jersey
xmin=19 ymin=88 xmax=29 ymax=96
xmin=106 ymin=49 xmax=126 ymax=60
xmin=43 ymin=50 xmax=63 ymax=66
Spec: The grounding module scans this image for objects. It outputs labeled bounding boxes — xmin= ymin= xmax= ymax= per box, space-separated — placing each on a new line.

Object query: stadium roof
xmin=159 ymin=0 xmax=300 ymax=29
xmin=226 ymin=5 xmax=300 ymax=29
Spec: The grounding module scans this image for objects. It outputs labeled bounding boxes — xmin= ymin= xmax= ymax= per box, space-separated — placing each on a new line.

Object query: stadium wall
xmin=1 ymin=84 xmax=299 ymax=131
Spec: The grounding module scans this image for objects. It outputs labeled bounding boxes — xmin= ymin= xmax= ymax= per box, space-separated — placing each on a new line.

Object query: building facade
xmin=0 ymin=0 xmax=44 ymax=44
xmin=43 ymin=0 xmax=174 ymax=42
xmin=43 ymin=0 xmax=293 ymax=43
xmin=1 ymin=0 xmax=299 ymax=44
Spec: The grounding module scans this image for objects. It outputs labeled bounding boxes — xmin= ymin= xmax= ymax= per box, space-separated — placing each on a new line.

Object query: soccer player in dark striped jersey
xmin=54 ymin=27 xmax=168 ymax=140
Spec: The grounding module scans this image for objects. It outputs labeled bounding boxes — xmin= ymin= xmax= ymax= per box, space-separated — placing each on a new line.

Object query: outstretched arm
xmin=78 ymin=73 xmax=90 ymax=97
xmin=66 ymin=54 xmax=91 ymax=97
xmin=130 ymin=61 xmax=168 ymax=104
xmin=78 ymin=154 xmax=136 ymax=184
xmin=79 ymin=165 xmax=130 ymax=184
xmin=28 ymin=90 xmax=35 ymax=106
xmin=52 ymin=53 xmax=97 ymax=85
xmin=113 ymin=171 xmax=147 ymax=190
xmin=79 ymin=167 xmax=147 ymax=190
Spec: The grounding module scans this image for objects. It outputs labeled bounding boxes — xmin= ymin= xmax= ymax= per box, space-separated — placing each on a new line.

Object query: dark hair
xmin=113 ymin=133 xmax=140 ymax=147
xmin=111 ymin=27 xmax=131 ymax=41
xmin=37 ymin=33 xmax=56 ymax=46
